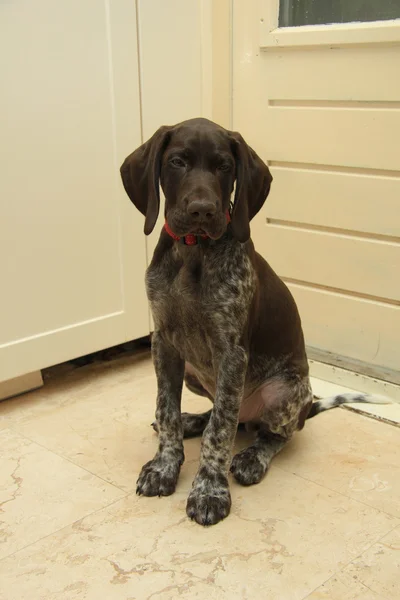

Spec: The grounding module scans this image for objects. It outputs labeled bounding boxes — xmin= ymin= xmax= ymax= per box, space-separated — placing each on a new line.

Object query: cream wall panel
xmin=212 ymin=0 xmax=232 ymax=129
xmin=0 ymin=0 xmax=148 ymax=381
xmin=232 ymin=1 xmax=268 ymax=148
xmin=138 ymin=0 xmax=206 ymax=140
xmin=289 ymin=283 xmax=400 ymax=373
xmin=138 ymin=0 xmax=213 ymax=274
xmin=264 ymin=46 xmax=400 ymax=102
xmin=267 ymin=166 xmax=400 ymax=238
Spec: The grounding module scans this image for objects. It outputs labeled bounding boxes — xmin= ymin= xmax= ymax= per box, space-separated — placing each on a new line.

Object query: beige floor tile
xmin=307 ymin=525 xmax=400 ymax=600
xmin=343 ymin=525 xmax=400 ymax=598
xmin=0 ymin=351 xmax=154 ymax=430
xmin=14 ymin=402 xmax=157 ymax=493
xmin=1 ymin=354 xmax=399 ymax=599
xmin=0 ymin=428 xmax=123 ymax=560
xmin=0 ymin=466 xmax=397 ymax=600
xmin=274 ymin=409 xmax=400 ymax=518
xmin=305 ymin=571 xmax=389 ymax=599
xmin=12 ymin=359 xmax=211 ymax=491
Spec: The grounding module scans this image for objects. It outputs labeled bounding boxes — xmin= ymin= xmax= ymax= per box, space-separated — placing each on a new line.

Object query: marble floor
xmin=0 ymin=350 xmax=399 ymax=599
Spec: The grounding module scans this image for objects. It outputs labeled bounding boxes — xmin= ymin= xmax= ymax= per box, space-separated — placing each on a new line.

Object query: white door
xmin=0 ymin=0 xmax=149 ymax=382
xmin=233 ymin=0 xmax=400 ymax=385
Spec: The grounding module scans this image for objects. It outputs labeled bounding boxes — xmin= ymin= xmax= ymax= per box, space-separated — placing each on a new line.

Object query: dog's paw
xmin=136 ymin=456 xmax=182 ymax=497
xmin=230 ymin=447 xmax=268 ymax=486
xmin=186 ymin=479 xmax=231 ymax=526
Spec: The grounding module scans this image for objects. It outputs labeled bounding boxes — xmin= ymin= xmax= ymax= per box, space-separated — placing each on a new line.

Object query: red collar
xmin=164 ymin=211 xmax=231 ymax=246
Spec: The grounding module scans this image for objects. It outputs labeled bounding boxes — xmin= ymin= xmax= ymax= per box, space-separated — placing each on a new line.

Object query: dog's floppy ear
xmin=230 ymin=132 xmax=273 ymax=243
xmin=120 ymin=126 xmax=171 ymax=235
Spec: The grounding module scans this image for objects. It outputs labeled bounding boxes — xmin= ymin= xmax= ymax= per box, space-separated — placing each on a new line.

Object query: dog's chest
xmin=146 ymin=243 xmax=255 ymax=364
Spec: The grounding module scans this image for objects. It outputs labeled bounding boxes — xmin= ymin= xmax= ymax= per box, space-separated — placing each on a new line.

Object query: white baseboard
xmin=0 ymin=371 xmax=43 ymax=401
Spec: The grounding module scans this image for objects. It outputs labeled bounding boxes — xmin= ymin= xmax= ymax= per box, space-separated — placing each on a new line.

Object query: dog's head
xmin=120 ymin=118 xmax=272 ymax=243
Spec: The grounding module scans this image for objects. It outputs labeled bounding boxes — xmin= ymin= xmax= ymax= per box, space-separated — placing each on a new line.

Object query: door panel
xmin=266 ymin=165 xmax=400 ymax=238
xmin=265 ymin=46 xmax=400 ymax=102
xmin=0 ymin=0 xmax=148 ymax=381
xmin=254 ymin=223 xmax=400 ymax=302
xmin=289 ymin=284 xmax=400 ymax=373
xmin=233 ymin=0 xmax=400 ymax=381
xmin=264 ymin=107 xmax=400 ymax=171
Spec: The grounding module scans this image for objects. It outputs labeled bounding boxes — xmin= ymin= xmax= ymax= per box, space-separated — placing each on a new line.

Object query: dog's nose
xmin=187 ymin=198 xmax=216 ymax=220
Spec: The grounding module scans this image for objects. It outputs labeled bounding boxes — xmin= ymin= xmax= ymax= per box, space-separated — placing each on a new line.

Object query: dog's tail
xmin=307 ymin=393 xmax=391 ymax=419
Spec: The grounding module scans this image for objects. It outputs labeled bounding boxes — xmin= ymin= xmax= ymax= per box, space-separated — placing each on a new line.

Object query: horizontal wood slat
xmin=288 ymin=283 xmax=400 ymax=372
xmin=262 ymin=107 xmax=400 ymax=171
xmin=266 ymin=165 xmax=400 ymax=238
xmin=252 ymin=222 xmax=400 ymax=302
xmin=263 ymin=46 xmax=400 ymax=102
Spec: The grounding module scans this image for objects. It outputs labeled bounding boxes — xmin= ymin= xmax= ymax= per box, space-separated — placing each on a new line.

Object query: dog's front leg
xmin=136 ymin=331 xmax=184 ymax=497
xmin=186 ymin=346 xmax=248 ymax=525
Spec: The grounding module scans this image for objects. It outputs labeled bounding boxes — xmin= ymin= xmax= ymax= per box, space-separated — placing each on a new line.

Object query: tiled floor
xmin=0 ymin=351 xmax=399 ymax=599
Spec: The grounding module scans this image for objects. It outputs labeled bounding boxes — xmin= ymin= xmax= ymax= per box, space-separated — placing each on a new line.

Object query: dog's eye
xmin=170 ymin=157 xmax=186 ymax=168
xmin=218 ymin=163 xmax=231 ymax=172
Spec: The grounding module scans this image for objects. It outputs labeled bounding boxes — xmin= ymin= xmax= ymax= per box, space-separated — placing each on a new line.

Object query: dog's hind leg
xmin=181 ymin=410 xmax=212 ymax=438
xmin=230 ymin=428 xmax=287 ymax=485
xmin=152 ymin=409 xmax=212 ymax=438
xmin=231 ymin=376 xmax=313 ymax=486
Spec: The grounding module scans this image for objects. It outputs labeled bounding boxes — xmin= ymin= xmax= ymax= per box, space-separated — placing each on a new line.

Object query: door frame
xmin=259 ymin=0 xmax=400 ymax=48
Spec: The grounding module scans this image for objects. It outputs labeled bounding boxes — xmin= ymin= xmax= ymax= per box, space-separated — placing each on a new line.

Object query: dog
xmin=120 ymin=117 xmax=387 ymax=526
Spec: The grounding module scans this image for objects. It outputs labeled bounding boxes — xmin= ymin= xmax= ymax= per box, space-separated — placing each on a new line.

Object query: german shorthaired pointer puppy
xmin=120 ymin=118 xmax=387 ymax=526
